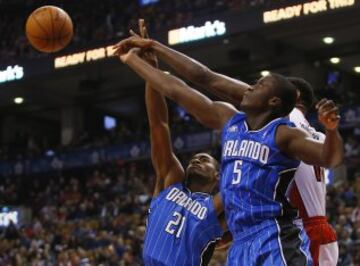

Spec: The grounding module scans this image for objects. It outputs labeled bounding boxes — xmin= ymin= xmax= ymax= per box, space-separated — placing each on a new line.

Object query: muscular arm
xmin=277 ymin=126 xmax=343 ymax=168
xmin=150 ymin=40 xmax=251 ymax=105
xmin=146 ymin=83 xmax=185 ymax=197
xmin=125 ymin=52 xmax=238 ymax=130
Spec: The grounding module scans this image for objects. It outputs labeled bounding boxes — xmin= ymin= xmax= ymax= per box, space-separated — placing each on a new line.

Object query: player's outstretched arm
xmin=120 ymin=49 xmax=238 ymax=130
xmin=277 ymin=99 xmax=343 ymax=168
xmin=114 ymin=32 xmax=250 ymax=105
xmin=146 ymin=83 xmax=185 ymax=197
xmin=149 ymin=40 xmax=250 ymax=105
xmin=138 ymin=20 xmax=185 ymax=197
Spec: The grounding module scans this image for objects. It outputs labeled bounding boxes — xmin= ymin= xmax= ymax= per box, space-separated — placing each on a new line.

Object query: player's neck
xmin=246 ymin=111 xmax=277 ymax=131
xmin=189 ymin=183 xmax=210 ymax=194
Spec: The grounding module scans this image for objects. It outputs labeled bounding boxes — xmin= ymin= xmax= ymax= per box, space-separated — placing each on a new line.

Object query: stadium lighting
xmin=323 ymin=37 xmax=334 ymax=44
xmin=354 ymin=66 xmax=360 ymax=73
xmin=330 ymin=57 xmax=340 ymax=64
xmin=261 ymin=70 xmax=270 ymax=77
xmin=14 ymin=97 xmax=24 ymax=104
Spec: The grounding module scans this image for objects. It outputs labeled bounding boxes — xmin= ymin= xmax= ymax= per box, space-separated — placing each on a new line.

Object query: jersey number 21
xmin=165 ymin=211 xmax=186 ymax=238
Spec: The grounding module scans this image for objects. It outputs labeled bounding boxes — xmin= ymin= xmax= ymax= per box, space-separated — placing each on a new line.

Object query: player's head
xmin=240 ymin=73 xmax=297 ymax=117
xmin=185 ymin=153 xmax=219 ymax=194
xmin=287 ymin=77 xmax=315 ymax=113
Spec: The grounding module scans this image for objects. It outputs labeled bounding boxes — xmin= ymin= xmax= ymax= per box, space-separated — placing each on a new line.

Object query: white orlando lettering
xmin=223 ymin=139 xmax=270 ymax=164
xmin=165 ymin=187 xmax=208 ymax=220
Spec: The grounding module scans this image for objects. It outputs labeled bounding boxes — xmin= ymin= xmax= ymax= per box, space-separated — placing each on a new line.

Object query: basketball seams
xmin=27 ymin=33 xmax=71 ymax=41
xmin=57 ymin=10 xmax=68 ymax=47
xmin=31 ymin=13 xmax=50 ymax=38
xmin=59 ymin=15 xmax=73 ymax=48
xmin=26 ymin=6 xmax=73 ymax=53
xmin=47 ymin=7 xmax=55 ymax=52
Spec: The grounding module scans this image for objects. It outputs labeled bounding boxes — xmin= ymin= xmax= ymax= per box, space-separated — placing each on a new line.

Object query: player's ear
xmin=214 ymin=170 xmax=220 ymax=181
xmin=268 ymin=96 xmax=282 ymax=109
xmin=296 ymin=89 xmax=301 ymax=102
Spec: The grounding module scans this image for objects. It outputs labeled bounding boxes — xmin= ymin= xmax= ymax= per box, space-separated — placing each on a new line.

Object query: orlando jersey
xmin=221 ymin=112 xmax=300 ymax=240
xmin=143 ymin=183 xmax=223 ymax=266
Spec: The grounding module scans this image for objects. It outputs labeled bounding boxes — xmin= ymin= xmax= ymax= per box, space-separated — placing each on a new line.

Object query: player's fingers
xmin=319 ymin=104 xmax=337 ymax=115
xmin=322 ymin=107 xmax=339 ymax=117
xmin=318 ymin=100 xmax=335 ymax=113
xmin=315 ymin=98 xmax=327 ymax=109
xmin=114 ymin=44 xmax=128 ymax=56
xmin=129 ymin=29 xmax=140 ymax=38
xmin=143 ymin=25 xmax=150 ymax=39
xmin=113 ymin=39 xmax=129 ymax=49
xmin=139 ymin=19 xmax=145 ymax=38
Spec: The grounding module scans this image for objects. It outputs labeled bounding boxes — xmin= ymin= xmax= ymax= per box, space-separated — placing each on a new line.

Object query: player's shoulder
xmin=223 ymin=109 xmax=246 ymax=126
xmin=150 ymin=182 xmax=185 ymax=208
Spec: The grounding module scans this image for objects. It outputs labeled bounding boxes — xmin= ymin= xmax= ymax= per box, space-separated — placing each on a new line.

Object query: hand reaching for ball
xmin=316 ymin=98 xmax=340 ymax=131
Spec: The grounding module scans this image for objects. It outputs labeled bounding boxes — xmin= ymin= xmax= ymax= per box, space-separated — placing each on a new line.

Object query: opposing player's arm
xmin=121 ymin=50 xmax=238 ymax=130
xmin=277 ymin=99 xmax=343 ymax=168
xmin=114 ymin=34 xmax=251 ymax=105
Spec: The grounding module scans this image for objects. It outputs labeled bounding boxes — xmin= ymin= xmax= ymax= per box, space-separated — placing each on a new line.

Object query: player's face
xmin=240 ymin=76 xmax=276 ymax=111
xmin=186 ymin=153 xmax=218 ymax=191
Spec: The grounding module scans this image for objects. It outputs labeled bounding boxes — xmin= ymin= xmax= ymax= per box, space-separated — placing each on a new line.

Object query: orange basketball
xmin=25 ymin=6 xmax=73 ymax=53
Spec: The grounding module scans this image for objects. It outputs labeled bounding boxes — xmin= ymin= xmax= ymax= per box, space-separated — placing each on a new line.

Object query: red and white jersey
xmin=288 ymin=108 xmax=327 ymax=218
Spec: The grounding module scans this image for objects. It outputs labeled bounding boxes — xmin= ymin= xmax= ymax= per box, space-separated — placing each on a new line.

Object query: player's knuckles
xmin=317 ymin=98 xmax=327 ymax=106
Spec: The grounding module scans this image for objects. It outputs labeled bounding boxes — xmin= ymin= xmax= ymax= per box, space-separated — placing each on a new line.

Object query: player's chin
xmin=188 ymin=165 xmax=200 ymax=173
xmin=187 ymin=166 xmax=205 ymax=178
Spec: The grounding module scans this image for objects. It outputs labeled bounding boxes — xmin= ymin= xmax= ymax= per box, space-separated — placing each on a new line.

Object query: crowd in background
xmin=0 ymin=0 xmax=290 ymax=63
xmin=0 ymin=0 xmax=359 ymax=265
xmin=0 ymin=151 xmax=360 ymax=265
xmin=0 ymin=161 xmax=152 ymax=265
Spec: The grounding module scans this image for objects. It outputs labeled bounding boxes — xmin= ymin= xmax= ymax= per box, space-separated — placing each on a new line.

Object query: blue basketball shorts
xmin=227 ymin=219 xmax=313 ymax=266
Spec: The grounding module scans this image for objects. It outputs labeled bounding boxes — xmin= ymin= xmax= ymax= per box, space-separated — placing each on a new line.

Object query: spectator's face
xmin=338 ymin=215 xmax=347 ymax=225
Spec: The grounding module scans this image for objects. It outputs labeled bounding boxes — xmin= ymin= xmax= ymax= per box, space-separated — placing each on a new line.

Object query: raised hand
xmin=114 ymin=33 xmax=152 ymax=57
xmin=137 ymin=19 xmax=158 ymax=67
xmin=118 ymin=47 xmax=141 ymax=63
xmin=316 ymin=98 xmax=340 ymax=131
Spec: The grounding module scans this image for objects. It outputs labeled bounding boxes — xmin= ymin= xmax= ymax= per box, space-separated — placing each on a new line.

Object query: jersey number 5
xmin=165 ymin=211 xmax=186 ymax=238
xmin=232 ymin=160 xmax=243 ymax=185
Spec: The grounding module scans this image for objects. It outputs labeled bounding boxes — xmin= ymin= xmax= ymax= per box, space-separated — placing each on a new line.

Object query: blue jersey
xmin=221 ymin=112 xmax=300 ymax=240
xmin=143 ymin=183 xmax=223 ymax=266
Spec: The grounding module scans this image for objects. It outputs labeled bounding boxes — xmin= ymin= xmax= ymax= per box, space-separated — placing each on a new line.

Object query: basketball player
xmin=288 ymin=77 xmax=338 ymax=266
xmin=116 ymin=34 xmax=343 ymax=265
xmin=138 ymin=23 xmax=224 ymax=266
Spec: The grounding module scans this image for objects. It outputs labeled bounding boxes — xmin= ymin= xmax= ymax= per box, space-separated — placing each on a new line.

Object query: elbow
xmin=326 ymin=160 xmax=341 ymax=169
xmin=192 ymin=66 xmax=213 ymax=87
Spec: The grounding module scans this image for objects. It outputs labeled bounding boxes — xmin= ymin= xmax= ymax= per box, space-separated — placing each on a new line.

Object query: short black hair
xmin=270 ymin=73 xmax=297 ymax=116
xmin=287 ymin=77 xmax=315 ymax=111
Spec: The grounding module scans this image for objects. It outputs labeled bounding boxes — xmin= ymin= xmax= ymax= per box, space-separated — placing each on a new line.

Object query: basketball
xmin=25 ymin=6 xmax=73 ymax=53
